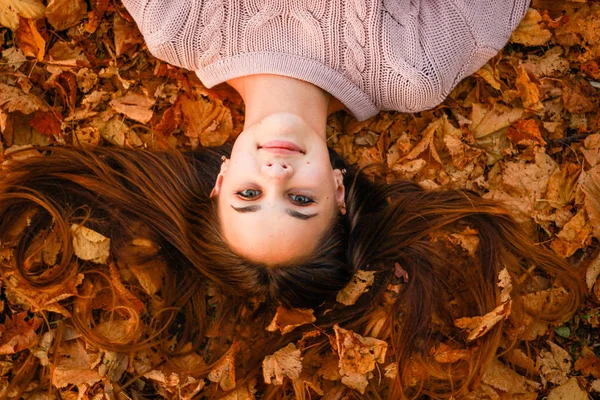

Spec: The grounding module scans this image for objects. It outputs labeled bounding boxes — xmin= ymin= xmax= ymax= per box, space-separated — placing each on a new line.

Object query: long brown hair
xmin=0 ymin=145 xmax=582 ymax=399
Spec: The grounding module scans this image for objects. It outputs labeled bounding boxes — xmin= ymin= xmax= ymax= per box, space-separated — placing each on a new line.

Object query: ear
xmin=333 ymin=169 xmax=346 ymax=215
xmin=210 ymin=158 xmax=229 ymax=199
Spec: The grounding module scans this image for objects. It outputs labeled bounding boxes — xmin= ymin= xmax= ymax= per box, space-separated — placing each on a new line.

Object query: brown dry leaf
xmin=547 ymin=377 xmax=588 ymax=400
xmin=429 ymin=343 xmax=471 ymax=364
xmin=0 ymin=311 xmax=42 ymax=354
xmin=128 ymin=259 xmax=165 ymax=296
xmin=45 ymin=0 xmax=87 ymax=31
xmin=581 ymin=134 xmax=600 ymax=167
xmin=94 ymin=318 xmax=139 ymax=344
xmin=484 ymin=147 xmax=557 ymax=223
xmin=262 ymin=343 xmax=303 ymax=385
xmin=110 ymin=92 xmax=155 ymax=124
xmin=536 ymin=341 xmax=572 ymax=385
xmin=71 ymin=224 xmax=110 ymax=264
xmin=52 ymin=339 xmax=102 ymax=388
xmin=333 ymin=325 xmax=387 ymax=394
xmin=4 ymin=269 xmax=84 ymax=317
xmin=510 ymin=8 xmax=552 ymax=46
xmin=402 ymin=117 xmax=443 ymax=164
xmin=586 ymin=253 xmax=600 ymax=291
xmin=0 ymin=0 xmax=45 ymax=30
xmin=515 ymin=67 xmax=544 ymax=111
xmin=266 ymin=306 xmax=316 ymax=335
xmin=562 ymin=77 xmax=599 ymax=114
xmin=14 ymin=17 xmax=45 ymax=60
xmin=480 ymin=359 xmax=540 ymax=396
xmin=507 ymin=119 xmax=545 ymax=147
xmin=474 ymin=63 xmax=502 ymax=90
xmin=29 ymin=110 xmax=62 ymax=136
xmin=521 ymin=46 xmax=569 ymax=78
xmin=220 ymin=380 xmax=257 ymax=400
xmin=454 ymin=301 xmax=511 ymax=342
xmin=581 ymin=165 xmax=600 ymax=239
xmin=448 ymin=226 xmax=480 ymax=257
xmin=113 ymin=11 xmax=143 ymax=56
xmin=336 ymin=270 xmax=375 ymax=306
xmin=208 ymin=346 xmax=237 ymax=391
xmin=0 ymin=83 xmax=47 ymax=114
xmin=107 ymin=263 xmax=145 ymax=314
xmin=179 ymin=94 xmax=232 ymax=147
xmin=550 ymin=210 xmax=591 ymax=258
xmin=470 ymin=102 xmax=525 ymax=139
xmin=574 ymin=346 xmax=600 ymax=379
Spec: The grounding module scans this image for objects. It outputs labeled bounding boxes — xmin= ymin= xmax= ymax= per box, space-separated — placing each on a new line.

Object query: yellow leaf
xmin=510 ymin=8 xmax=552 ymax=46
xmin=336 ymin=270 xmax=375 ymax=306
xmin=0 ymin=0 xmax=45 ymax=30
xmin=71 ymin=224 xmax=110 ymax=264
xmin=262 ymin=343 xmax=302 ymax=385
xmin=266 ymin=306 xmax=316 ymax=335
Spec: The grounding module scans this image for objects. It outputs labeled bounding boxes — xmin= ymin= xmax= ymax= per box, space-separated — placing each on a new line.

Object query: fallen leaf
xmin=516 ymin=67 xmax=544 ymax=111
xmin=179 ymin=94 xmax=232 ymax=147
xmin=52 ymin=339 xmax=102 ymax=388
xmin=333 ymin=325 xmax=387 ymax=394
xmin=470 ymin=102 xmax=525 ymax=139
xmin=110 ymin=92 xmax=155 ymax=124
xmin=45 ymin=0 xmax=87 ymax=31
xmin=574 ymin=346 xmax=600 ymax=379
xmin=262 ymin=343 xmax=303 ymax=385
xmin=562 ymin=77 xmax=599 ymax=114
xmin=208 ymin=346 xmax=237 ymax=391
xmin=113 ymin=11 xmax=143 ymax=56
xmin=0 ymin=83 xmax=47 ymax=114
xmin=481 ymin=358 xmax=540 ymax=396
xmin=547 ymin=377 xmax=588 ymax=400
xmin=454 ymin=301 xmax=511 ymax=342
xmin=536 ymin=341 xmax=572 ymax=385
xmin=510 ymin=8 xmax=552 ymax=46
xmin=586 ymin=254 xmax=600 ymax=291
xmin=0 ymin=311 xmax=42 ymax=354
xmin=0 ymin=0 xmax=45 ymax=30
xmin=29 ymin=109 xmax=62 ymax=136
xmin=550 ymin=210 xmax=591 ymax=258
xmin=71 ymin=224 xmax=110 ymax=264
xmin=266 ymin=306 xmax=316 ymax=335
xmin=336 ymin=270 xmax=376 ymax=306
xmin=507 ymin=119 xmax=545 ymax=146
xmin=429 ymin=343 xmax=471 ymax=364
xmin=14 ymin=16 xmax=45 ymax=60
xmin=582 ymin=165 xmax=600 ymax=239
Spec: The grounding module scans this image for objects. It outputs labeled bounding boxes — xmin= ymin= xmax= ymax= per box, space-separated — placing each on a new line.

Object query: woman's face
xmin=211 ymin=113 xmax=345 ymax=265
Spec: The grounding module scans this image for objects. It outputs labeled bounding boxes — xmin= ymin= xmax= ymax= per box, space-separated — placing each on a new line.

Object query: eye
xmin=289 ymin=194 xmax=315 ymax=205
xmin=236 ymin=189 xmax=262 ymax=200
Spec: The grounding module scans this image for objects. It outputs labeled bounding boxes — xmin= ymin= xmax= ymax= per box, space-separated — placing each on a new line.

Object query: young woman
xmin=122 ymin=0 xmax=533 ymax=265
xmin=0 ymin=0 xmax=583 ymax=398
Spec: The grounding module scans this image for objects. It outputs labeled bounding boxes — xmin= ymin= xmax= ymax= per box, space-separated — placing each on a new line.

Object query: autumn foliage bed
xmin=1 ymin=0 xmax=600 ymax=399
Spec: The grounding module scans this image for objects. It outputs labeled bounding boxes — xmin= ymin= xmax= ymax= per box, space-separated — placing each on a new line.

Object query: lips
xmin=259 ymin=141 xmax=305 ymax=154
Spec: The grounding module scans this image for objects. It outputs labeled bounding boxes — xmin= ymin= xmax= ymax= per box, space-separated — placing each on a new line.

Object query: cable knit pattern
xmin=123 ymin=0 xmax=530 ymax=121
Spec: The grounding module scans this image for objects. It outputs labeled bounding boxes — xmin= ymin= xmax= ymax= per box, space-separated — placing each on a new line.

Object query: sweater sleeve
xmin=378 ymin=0 xmax=530 ymax=113
xmin=121 ymin=0 xmax=205 ymax=71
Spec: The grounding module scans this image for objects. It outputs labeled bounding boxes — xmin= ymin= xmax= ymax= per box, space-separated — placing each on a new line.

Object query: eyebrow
xmin=230 ymin=205 xmax=318 ymax=220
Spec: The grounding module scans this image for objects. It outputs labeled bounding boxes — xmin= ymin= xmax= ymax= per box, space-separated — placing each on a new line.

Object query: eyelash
xmin=235 ymin=189 xmax=315 ymax=205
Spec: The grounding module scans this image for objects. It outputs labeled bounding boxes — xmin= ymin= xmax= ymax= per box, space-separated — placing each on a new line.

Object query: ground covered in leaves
xmin=1 ymin=0 xmax=600 ymax=399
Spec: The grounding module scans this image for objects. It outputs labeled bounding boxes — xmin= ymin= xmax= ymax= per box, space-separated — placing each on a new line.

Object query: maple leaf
xmin=52 ymin=338 xmax=103 ymax=388
xmin=0 ymin=83 xmax=47 ymax=114
xmin=0 ymin=0 xmax=45 ymax=30
xmin=266 ymin=306 xmax=316 ymax=335
xmin=262 ymin=343 xmax=303 ymax=385
xmin=574 ymin=346 xmax=600 ymax=379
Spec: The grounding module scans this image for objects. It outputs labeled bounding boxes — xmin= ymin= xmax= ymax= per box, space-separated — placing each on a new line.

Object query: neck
xmin=227 ymin=74 xmax=331 ymax=137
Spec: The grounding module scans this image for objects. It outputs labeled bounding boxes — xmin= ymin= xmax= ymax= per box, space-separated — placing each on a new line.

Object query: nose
xmin=261 ymin=161 xmax=293 ymax=180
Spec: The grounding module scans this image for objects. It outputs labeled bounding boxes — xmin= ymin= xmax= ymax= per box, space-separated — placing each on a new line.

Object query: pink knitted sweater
xmin=123 ymin=0 xmax=530 ymax=121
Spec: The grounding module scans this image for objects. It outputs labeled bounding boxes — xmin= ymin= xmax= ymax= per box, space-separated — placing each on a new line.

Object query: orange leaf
xmin=14 ymin=17 xmax=45 ymax=60
xmin=507 ymin=119 xmax=545 ymax=147
xmin=30 ymin=110 xmax=62 ymax=136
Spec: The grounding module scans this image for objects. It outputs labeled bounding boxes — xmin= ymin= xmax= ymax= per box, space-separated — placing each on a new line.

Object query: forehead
xmin=218 ymin=204 xmax=334 ymax=264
